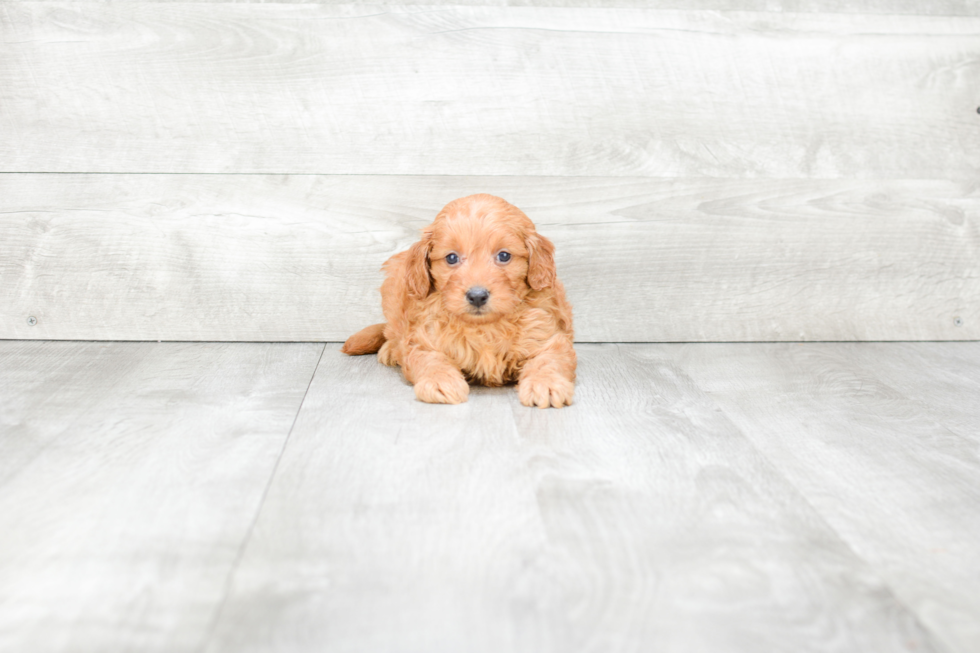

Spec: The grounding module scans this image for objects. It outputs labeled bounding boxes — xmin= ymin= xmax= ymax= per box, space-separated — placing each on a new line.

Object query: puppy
xmin=342 ymin=194 xmax=575 ymax=408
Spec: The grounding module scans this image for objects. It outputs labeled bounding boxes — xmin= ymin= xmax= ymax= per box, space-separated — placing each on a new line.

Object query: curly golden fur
xmin=342 ymin=194 xmax=576 ymax=408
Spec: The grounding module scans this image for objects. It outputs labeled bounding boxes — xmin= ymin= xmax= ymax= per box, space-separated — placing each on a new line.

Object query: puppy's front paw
xmin=378 ymin=341 xmax=397 ymax=367
xmin=519 ymin=374 xmax=574 ymax=409
xmin=414 ymin=369 xmax=470 ymax=404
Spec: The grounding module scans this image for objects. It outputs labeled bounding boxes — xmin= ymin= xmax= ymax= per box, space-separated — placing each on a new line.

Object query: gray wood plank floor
xmin=0 ymin=342 xmax=325 ymax=653
xmin=673 ymin=342 xmax=980 ymax=653
xmin=1 ymin=341 xmax=978 ymax=652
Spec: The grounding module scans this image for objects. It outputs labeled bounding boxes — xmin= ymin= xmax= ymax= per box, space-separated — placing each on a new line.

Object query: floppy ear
xmin=525 ymin=231 xmax=557 ymax=291
xmin=405 ymin=230 xmax=433 ymax=299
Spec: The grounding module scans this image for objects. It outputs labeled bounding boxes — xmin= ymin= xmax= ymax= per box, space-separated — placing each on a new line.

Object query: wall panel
xmin=2 ymin=174 xmax=976 ymax=341
xmin=2 ymin=4 xmax=978 ymax=177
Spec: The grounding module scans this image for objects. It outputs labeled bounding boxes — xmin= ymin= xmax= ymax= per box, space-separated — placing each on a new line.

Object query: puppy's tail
xmin=341 ymin=323 xmax=387 ymax=355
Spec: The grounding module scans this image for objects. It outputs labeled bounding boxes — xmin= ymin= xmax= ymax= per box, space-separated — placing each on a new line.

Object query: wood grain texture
xmin=2 ymin=173 xmax=977 ymax=342
xmin=0 ymin=341 xmax=323 ymax=653
xmin=834 ymin=342 xmax=980 ymax=440
xmin=202 ymin=343 xmax=942 ymax=653
xmin=0 ymin=341 xmax=154 ymax=487
xmin=2 ymin=4 xmax=979 ymax=177
xmin=8 ymin=0 xmax=980 ymax=16
xmin=3 ymin=341 xmax=979 ymax=651
xmin=672 ymin=342 xmax=980 ymax=653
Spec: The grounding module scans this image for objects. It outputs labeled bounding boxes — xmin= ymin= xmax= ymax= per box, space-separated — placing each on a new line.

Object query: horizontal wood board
xmin=2 ymin=4 xmax=979 ymax=177
xmin=204 ymin=343 xmax=942 ymax=653
xmin=0 ymin=341 xmax=324 ymax=653
xmin=1 ymin=174 xmax=977 ymax=342
xmin=671 ymin=341 xmax=980 ymax=653
xmin=6 ymin=0 xmax=980 ymax=15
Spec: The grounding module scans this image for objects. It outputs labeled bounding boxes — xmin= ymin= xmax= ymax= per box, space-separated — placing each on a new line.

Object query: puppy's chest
xmin=437 ymin=323 xmax=526 ymax=386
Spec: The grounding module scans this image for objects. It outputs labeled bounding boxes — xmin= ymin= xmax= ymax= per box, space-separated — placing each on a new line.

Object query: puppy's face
xmin=429 ymin=216 xmax=529 ymax=323
xmin=406 ymin=195 xmax=556 ymax=324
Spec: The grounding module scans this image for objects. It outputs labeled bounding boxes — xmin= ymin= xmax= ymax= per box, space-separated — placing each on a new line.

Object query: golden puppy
xmin=342 ymin=194 xmax=576 ymax=408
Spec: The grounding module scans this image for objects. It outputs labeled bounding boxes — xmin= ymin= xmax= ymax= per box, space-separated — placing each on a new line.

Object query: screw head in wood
xmin=954 ymin=316 xmax=964 ymax=327
xmin=27 ymin=316 xmax=37 ymax=326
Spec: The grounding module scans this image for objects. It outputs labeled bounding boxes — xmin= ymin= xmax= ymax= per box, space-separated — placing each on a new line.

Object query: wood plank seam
xmin=196 ymin=343 xmax=327 ymax=653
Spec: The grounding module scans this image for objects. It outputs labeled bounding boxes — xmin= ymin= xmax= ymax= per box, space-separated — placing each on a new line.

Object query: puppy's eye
xmin=446 ymin=253 xmax=459 ymax=265
xmin=496 ymin=251 xmax=511 ymax=263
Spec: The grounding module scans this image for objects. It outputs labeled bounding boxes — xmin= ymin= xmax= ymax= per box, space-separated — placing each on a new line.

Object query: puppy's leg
xmin=341 ymin=323 xmax=386 ymax=355
xmin=518 ymin=336 xmax=576 ymax=409
xmin=377 ymin=340 xmax=397 ymax=367
xmin=404 ymin=348 xmax=469 ymax=404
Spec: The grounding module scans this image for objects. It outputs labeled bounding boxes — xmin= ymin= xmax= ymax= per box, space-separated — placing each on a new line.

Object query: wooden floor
xmin=1 ymin=340 xmax=979 ymax=653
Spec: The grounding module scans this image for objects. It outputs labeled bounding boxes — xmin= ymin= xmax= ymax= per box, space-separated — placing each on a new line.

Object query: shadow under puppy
xmin=342 ymin=194 xmax=576 ymax=408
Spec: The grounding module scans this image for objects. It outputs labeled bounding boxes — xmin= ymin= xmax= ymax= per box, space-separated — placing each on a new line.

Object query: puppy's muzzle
xmin=465 ymin=286 xmax=490 ymax=308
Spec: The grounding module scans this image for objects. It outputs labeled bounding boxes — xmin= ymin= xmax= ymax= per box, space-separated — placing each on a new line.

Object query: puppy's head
xmin=406 ymin=194 xmax=556 ymax=323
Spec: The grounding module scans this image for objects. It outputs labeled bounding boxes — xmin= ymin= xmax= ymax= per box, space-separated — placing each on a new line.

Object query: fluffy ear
xmin=525 ymin=231 xmax=557 ymax=291
xmin=405 ymin=230 xmax=433 ymax=299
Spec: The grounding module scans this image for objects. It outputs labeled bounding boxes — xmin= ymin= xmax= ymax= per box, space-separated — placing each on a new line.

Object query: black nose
xmin=466 ymin=287 xmax=490 ymax=308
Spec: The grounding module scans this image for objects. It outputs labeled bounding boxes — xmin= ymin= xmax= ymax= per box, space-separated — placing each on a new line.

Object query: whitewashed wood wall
xmin=1 ymin=1 xmax=978 ymax=342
